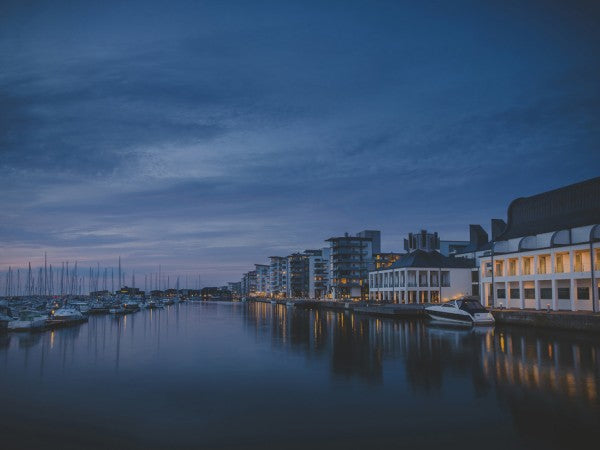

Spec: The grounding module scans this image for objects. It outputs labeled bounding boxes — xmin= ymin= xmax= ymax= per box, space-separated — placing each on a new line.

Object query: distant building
xmin=440 ymin=240 xmax=470 ymax=256
xmin=241 ymin=270 xmax=257 ymax=297
xmin=357 ymin=230 xmax=381 ymax=254
xmin=201 ymin=287 xmax=232 ymax=301
xmin=268 ymin=256 xmax=288 ymax=297
xmin=479 ymin=177 xmax=600 ymax=312
xmin=327 ymin=230 xmax=378 ymax=300
xmin=255 ymin=264 xmax=269 ymax=296
xmin=307 ymin=248 xmax=330 ymax=299
xmin=286 ymin=252 xmax=310 ymax=297
xmin=227 ymin=282 xmax=241 ymax=297
xmin=369 ymin=250 xmax=474 ymax=303
xmin=117 ymin=286 xmax=143 ymax=297
xmin=373 ymin=253 xmax=404 ymax=270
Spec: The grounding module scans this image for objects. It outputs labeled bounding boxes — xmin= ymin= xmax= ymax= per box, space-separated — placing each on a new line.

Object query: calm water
xmin=1 ymin=302 xmax=599 ymax=450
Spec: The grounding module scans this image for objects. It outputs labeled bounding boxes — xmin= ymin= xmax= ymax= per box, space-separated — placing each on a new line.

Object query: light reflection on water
xmin=0 ymin=302 xmax=599 ymax=450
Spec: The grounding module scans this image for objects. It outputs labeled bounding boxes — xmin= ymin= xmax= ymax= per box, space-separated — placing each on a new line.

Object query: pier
xmin=247 ymin=298 xmax=600 ymax=332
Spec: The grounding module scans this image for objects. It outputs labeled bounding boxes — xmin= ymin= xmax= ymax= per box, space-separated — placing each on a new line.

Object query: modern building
xmin=227 ymin=281 xmax=241 ymax=298
xmin=327 ymin=230 xmax=378 ymax=300
xmin=268 ymin=256 xmax=288 ymax=297
xmin=357 ymin=230 xmax=381 ymax=254
xmin=307 ymin=247 xmax=330 ymax=299
xmin=286 ymin=252 xmax=310 ymax=298
xmin=479 ymin=177 xmax=600 ymax=312
xmin=241 ymin=270 xmax=257 ymax=297
xmin=373 ymin=252 xmax=404 ymax=270
xmin=369 ymin=250 xmax=475 ymax=303
xmin=255 ymin=264 xmax=269 ymax=297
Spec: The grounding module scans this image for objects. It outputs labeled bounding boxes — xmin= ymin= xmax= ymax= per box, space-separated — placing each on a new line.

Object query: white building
xmin=255 ymin=264 xmax=269 ymax=297
xmin=480 ymin=177 xmax=600 ymax=312
xmin=268 ymin=256 xmax=288 ymax=297
xmin=369 ymin=249 xmax=474 ymax=303
xmin=308 ymin=247 xmax=330 ymax=299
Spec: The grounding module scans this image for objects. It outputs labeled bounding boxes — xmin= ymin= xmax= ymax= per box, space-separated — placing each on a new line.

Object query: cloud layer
xmin=1 ymin=0 xmax=599 ymax=284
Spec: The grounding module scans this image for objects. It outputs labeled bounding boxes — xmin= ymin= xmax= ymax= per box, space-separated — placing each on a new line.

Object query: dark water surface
xmin=1 ymin=302 xmax=599 ymax=449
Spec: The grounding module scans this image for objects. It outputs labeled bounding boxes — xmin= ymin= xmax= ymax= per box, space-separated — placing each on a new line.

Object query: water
xmin=1 ymin=302 xmax=599 ymax=450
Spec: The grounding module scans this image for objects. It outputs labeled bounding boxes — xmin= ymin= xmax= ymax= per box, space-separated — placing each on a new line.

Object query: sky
xmin=1 ymin=0 xmax=599 ymax=286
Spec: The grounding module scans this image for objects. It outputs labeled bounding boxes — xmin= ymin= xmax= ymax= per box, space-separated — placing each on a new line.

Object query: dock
xmin=247 ymin=298 xmax=600 ymax=332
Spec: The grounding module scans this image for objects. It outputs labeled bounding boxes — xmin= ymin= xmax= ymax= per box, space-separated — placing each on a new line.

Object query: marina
xmin=0 ymin=301 xmax=599 ymax=449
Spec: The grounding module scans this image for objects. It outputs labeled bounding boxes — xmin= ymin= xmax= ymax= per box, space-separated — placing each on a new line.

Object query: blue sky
xmin=1 ymin=0 xmax=599 ymax=285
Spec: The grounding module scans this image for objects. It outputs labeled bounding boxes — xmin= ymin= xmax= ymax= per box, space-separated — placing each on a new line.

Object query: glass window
xmin=577 ymin=287 xmax=589 ymax=300
xmin=558 ymin=288 xmax=570 ymax=300
xmin=540 ymin=288 xmax=552 ymax=299
xmin=524 ymin=288 xmax=535 ymax=299
xmin=497 ymin=289 xmax=506 ymax=299
xmin=510 ymin=288 xmax=519 ymax=299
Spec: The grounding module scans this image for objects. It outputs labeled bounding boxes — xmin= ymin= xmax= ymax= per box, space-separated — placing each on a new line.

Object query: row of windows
xmin=495 ymin=287 xmax=596 ymax=300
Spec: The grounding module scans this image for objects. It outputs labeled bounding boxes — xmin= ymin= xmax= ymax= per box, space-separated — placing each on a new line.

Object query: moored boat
xmin=47 ymin=306 xmax=87 ymax=324
xmin=425 ymin=297 xmax=495 ymax=326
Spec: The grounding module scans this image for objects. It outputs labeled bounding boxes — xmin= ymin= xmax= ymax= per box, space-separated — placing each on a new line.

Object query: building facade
xmin=268 ymin=256 xmax=288 ymax=297
xmin=327 ymin=230 xmax=377 ymax=300
xmin=255 ymin=264 xmax=269 ymax=297
xmin=369 ymin=249 xmax=474 ymax=303
xmin=286 ymin=252 xmax=310 ymax=298
xmin=480 ymin=177 xmax=600 ymax=312
xmin=308 ymin=247 xmax=330 ymax=299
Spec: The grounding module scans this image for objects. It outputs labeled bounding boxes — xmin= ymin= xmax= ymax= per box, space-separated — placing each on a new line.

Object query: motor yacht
xmin=48 ymin=306 xmax=86 ymax=324
xmin=425 ymin=297 xmax=494 ymax=325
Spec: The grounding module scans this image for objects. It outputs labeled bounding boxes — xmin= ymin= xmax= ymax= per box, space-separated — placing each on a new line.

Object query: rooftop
xmin=496 ymin=176 xmax=600 ymax=241
xmin=375 ymin=250 xmax=475 ymax=270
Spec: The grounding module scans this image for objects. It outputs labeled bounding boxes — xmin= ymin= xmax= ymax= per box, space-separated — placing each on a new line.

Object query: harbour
xmin=1 ymin=301 xmax=599 ymax=449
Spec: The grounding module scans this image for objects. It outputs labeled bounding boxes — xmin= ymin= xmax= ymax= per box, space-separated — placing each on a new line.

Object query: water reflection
xmin=246 ymin=302 xmax=600 ymax=448
xmin=0 ymin=303 xmax=599 ymax=450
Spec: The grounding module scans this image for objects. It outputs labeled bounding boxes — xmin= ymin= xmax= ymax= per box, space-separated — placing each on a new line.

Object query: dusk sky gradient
xmin=1 ymin=0 xmax=599 ymax=285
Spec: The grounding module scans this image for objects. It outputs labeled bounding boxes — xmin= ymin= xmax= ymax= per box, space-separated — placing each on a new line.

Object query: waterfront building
xmin=241 ymin=270 xmax=257 ymax=297
xmin=369 ymin=250 xmax=474 ymax=303
xmin=307 ymin=247 xmax=330 ymax=299
xmin=286 ymin=252 xmax=310 ymax=298
xmin=227 ymin=282 xmax=241 ymax=298
xmin=268 ymin=256 xmax=288 ymax=297
xmin=357 ymin=230 xmax=381 ymax=253
xmin=327 ymin=230 xmax=378 ymax=300
xmin=373 ymin=252 xmax=404 ymax=270
xmin=255 ymin=264 xmax=269 ymax=297
xmin=479 ymin=177 xmax=600 ymax=312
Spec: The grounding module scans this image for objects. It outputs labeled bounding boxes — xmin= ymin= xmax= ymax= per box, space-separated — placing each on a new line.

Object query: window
xmin=577 ymin=287 xmax=590 ymax=300
xmin=538 ymin=256 xmax=547 ymax=274
xmin=555 ymin=254 xmax=564 ymax=273
xmin=497 ymin=289 xmax=506 ymax=299
xmin=495 ymin=261 xmax=503 ymax=276
xmin=441 ymin=271 xmax=450 ymax=287
xmin=472 ymin=285 xmax=479 ymax=296
xmin=524 ymin=288 xmax=535 ymax=299
xmin=523 ymin=258 xmax=531 ymax=275
xmin=509 ymin=260 xmax=517 ymax=276
xmin=510 ymin=288 xmax=519 ymax=299
xmin=540 ymin=288 xmax=552 ymax=299
xmin=558 ymin=288 xmax=570 ymax=300
xmin=575 ymin=253 xmax=583 ymax=272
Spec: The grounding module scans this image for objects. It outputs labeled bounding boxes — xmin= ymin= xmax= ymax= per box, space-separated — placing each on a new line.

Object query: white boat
xmin=48 ymin=307 xmax=86 ymax=324
xmin=109 ymin=305 xmax=126 ymax=314
xmin=425 ymin=297 xmax=495 ymax=326
xmin=7 ymin=314 xmax=47 ymax=331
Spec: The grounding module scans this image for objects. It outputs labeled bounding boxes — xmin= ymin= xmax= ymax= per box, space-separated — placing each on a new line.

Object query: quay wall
xmin=247 ymin=298 xmax=600 ymax=332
